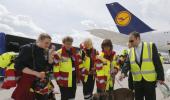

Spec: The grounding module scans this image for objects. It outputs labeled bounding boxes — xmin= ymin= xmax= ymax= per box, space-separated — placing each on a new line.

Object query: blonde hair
xmin=84 ymin=38 xmax=93 ymax=48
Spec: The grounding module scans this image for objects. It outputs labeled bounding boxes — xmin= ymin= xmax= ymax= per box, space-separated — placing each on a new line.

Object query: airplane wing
xmin=87 ymin=29 xmax=128 ymax=46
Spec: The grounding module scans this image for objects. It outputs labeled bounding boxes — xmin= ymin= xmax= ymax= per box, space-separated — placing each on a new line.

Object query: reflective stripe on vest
xmin=81 ymin=67 xmax=88 ymax=77
xmin=131 ymin=70 xmax=156 ymax=75
xmin=81 ymin=49 xmax=96 ymax=83
xmin=96 ymin=78 xmax=105 ymax=84
xmin=96 ymin=63 xmax=103 ymax=70
xmin=54 ymin=49 xmax=73 ymax=87
xmin=129 ymin=42 xmax=156 ymax=82
xmin=96 ymin=52 xmax=113 ymax=90
xmin=57 ymin=76 xmax=68 ymax=81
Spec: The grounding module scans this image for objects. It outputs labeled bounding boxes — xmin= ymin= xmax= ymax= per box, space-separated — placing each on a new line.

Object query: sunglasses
xmin=129 ymin=40 xmax=134 ymax=43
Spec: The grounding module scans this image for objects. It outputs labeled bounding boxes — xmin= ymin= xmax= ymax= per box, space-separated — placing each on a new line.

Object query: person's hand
xmin=157 ymin=80 xmax=164 ymax=85
xmin=119 ymin=73 xmax=125 ymax=81
xmin=89 ymin=68 xmax=96 ymax=75
xmin=35 ymin=72 xmax=46 ymax=80
xmin=49 ymin=48 xmax=55 ymax=55
xmin=49 ymin=45 xmax=56 ymax=59
xmin=112 ymin=68 xmax=118 ymax=74
xmin=88 ymin=71 xmax=93 ymax=75
xmin=89 ymin=71 xmax=96 ymax=75
xmin=48 ymin=49 xmax=56 ymax=64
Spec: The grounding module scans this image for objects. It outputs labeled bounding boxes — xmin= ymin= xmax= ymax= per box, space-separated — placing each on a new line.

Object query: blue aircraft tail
xmin=0 ymin=32 xmax=6 ymax=54
xmin=106 ymin=2 xmax=153 ymax=35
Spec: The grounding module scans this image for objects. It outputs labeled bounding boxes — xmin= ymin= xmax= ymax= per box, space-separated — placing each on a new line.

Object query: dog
xmin=92 ymin=88 xmax=134 ymax=100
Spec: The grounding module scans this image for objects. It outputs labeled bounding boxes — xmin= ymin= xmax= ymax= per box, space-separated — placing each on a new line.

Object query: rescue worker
xmin=118 ymin=50 xmax=128 ymax=69
xmin=12 ymin=33 xmax=54 ymax=100
xmin=80 ymin=38 xmax=98 ymax=100
xmin=0 ymin=42 xmax=19 ymax=88
xmin=53 ymin=36 xmax=82 ymax=100
xmin=0 ymin=52 xmax=18 ymax=89
xmin=120 ymin=31 xmax=164 ymax=100
xmin=95 ymin=39 xmax=119 ymax=97
xmin=120 ymin=43 xmax=134 ymax=91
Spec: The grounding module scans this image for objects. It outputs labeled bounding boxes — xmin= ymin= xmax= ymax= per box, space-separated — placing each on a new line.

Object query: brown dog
xmin=92 ymin=88 xmax=134 ymax=100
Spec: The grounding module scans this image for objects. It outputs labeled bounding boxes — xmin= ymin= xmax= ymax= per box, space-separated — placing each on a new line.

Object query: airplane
xmin=0 ymin=32 xmax=64 ymax=54
xmin=87 ymin=2 xmax=170 ymax=55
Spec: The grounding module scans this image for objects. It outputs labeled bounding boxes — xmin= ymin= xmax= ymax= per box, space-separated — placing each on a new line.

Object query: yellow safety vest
xmin=0 ymin=52 xmax=18 ymax=89
xmin=0 ymin=52 xmax=16 ymax=68
xmin=82 ymin=55 xmax=91 ymax=82
xmin=129 ymin=42 xmax=157 ymax=82
xmin=96 ymin=52 xmax=118 ymax=91
xmin=122 ymin=49 xmax=128 ymax=56
xmin=53 ymin=49 xmax=75 ymax=87
xmin=160 ymin=56 xmax=164 ymax=64
xmin=80 ymin=49 xmax=96 ymax=82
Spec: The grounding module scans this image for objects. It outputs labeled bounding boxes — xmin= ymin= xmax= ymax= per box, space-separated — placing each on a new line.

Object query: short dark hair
xmin=129 ymin=31 xmax=140 ymax=39
xmin=37 ymin=33 xmax=51 ymax=41
xmin=101 ymin=39 xmax=113 ymax=50
xmin=62 ymin=36 xmax=73 ymax=43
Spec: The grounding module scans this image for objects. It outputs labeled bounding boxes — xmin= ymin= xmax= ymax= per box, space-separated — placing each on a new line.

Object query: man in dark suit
xmin=119 ymin=31 xmax=164 ymax=100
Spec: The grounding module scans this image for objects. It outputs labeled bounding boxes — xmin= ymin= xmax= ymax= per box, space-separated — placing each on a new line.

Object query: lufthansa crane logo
xmin=115 ymin=11 xmax=131 ymax=26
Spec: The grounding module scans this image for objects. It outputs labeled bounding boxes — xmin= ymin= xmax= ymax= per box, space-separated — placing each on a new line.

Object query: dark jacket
xmin=15 ymin=43 xmax=52 ymax=72
xmin=12 ymin=43 xmax=52 ymax=100
xmin=121 ymin=42 xmax=164 ymax=82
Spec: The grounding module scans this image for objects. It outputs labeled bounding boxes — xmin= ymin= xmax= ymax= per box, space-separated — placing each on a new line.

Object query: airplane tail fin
xmin=106 ymin=2 xmax=153 ymax=35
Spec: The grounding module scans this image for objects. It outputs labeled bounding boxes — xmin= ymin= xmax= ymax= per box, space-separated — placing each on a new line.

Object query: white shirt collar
xmin=136 ymin=41 xmax=142 ymax=48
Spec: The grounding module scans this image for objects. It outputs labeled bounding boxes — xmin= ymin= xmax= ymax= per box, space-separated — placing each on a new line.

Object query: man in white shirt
xmin=120 ymin=31 xmax=164 ymax=100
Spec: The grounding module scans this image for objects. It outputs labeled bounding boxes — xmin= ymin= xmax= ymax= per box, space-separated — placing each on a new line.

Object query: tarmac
xmin=0 ymin=64 xmax=170 ymax=100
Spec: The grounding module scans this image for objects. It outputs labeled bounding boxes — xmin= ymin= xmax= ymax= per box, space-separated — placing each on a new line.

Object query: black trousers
xmin=134 ymin=79 xmax=156 ymax=100
xmin=83 ymin=75 xmax=95 ymax=99
xmin=128 ymin=72 xmax=134 ymax=90
xmin=59 ymin=71 xmax=77 ymax=100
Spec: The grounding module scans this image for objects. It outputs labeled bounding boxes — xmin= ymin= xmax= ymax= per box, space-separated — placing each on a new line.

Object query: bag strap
xmin=31 ymin=43 xmax=36 ymax=70
xmin=162 ymin=83 xmax=170 ymax=91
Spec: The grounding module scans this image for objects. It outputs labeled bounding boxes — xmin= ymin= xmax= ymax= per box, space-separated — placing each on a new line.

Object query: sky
xmin=0 ymin=0 xmax=170 ymax=52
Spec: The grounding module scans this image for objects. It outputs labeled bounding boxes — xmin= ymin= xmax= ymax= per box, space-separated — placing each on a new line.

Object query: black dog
xmin=93 ymin=88 xmax=134 ymax=100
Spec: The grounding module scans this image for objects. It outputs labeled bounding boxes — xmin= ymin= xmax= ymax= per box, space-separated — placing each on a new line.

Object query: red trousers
xmin=12 ymin=73 xmax=35 ymax=100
